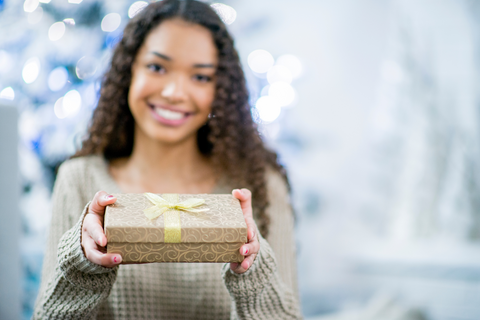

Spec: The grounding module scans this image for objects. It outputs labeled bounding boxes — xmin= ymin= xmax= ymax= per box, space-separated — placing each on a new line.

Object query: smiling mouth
xmin=154 ymin=107 xmax=186 ymax=120
xmin=148 ymin=103 xmax=192 ymax=126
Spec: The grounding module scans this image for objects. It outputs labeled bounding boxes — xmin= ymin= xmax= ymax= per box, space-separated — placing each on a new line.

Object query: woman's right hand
xmin=81 ymin=191 xmax=122 ymax=268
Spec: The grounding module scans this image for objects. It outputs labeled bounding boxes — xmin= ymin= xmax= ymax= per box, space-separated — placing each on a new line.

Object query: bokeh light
xmin=0 ymin=87 xmax=15 ymax=100
xmin=101 ymin=13 xmax=121 ymax=32
xmin=48 ymin=67 xmax=68 ymax=92
xmin=248 ymin=49 xmax=274 ymax=74
xmin=268 ymin=81 xmax=295 ymax=107
xmin=27 ymin=7 xmax=43 ymax=24
xmin=48 ymin=22 xmax=66 ymax=41
xmin=54 ymin=90 xmax=82 ymax=119
xmin=276 ymin=54 xmax=303 ymax=79
xmin=210 ymin=3 xmax=237 ymax=25
xmin=39 ymin=0 xmax=51 ymax=3
xmin=76 ymin=56 xmax=98 ymax=80
xmin=63 ymin=90 xmax=82 ymax=116
xmin=22 ymin=57 xmax=41 ymax=84
xmin=63 ymin=18 xmax=75 ymax=26
xmin=23 ymin=0 xmax=39 ymax=13
xmin=53 ymin=97 xmax=66 ymax=119
xmin=260 ymin=85 xmax=270 ymax=97
xmin=255 ymin=96 xmax=281 ymax=123
xmin=128 ymin=1 xmax=148 ymax=19
xmin=267 ymin=65 xmax=293 ymax=84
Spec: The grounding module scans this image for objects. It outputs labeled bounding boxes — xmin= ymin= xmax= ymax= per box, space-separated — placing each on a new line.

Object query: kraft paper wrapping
xmin=104 ymin=193 xmax=248 ymax=263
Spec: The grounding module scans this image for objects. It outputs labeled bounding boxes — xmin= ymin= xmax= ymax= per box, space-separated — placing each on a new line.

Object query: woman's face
xmin=128 ymin=18 xmax=217 ymax=146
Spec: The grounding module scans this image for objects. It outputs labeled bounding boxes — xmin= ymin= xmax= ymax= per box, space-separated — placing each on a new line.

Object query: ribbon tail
xmin=182 ymin=208 xmax=210 ymax=213
xmin=177 ymin=198 xmax=205 ymax=207
xmin=175 ymin=198 xmax=209 ymax=213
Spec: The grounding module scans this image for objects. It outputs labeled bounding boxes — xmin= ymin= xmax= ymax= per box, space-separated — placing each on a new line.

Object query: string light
xmin=267 ymin=65 xmax=292 ymax=84
xmin=255 ymin=96 xmax=281 ymax=123
xmin=54 ymin=90 xmax=82 ymax=119
xmin=210 ymin=3 xmax=237 ymax=25
xmin=276 ymin=54 xmax=303 ymax=79
xmin=269 ymin=82 xmax=295 ymax=107
xmin=54 ymin=97 xmax=66 ymax=119
xmin=248 ymin=50 xmax=274 ymax=74
xmin=63 ymin=90 xmax=81 ymax=116
xmin=22 ymin=57 xmax=41 ymax=84
xmin=23 ymin=0 xmax=39 ymax=13
xmin=101 ymin=13 xmax=121 ymax=32
xmin=128 ymin=1 xmax=148 ymax=19
xmin=260 ymin=85 xmax=270 ymax=97
xmin=48 ymin=67 xmax=68 ymax=92
xmin=76 ymin=56 xmax=98 ymax=80
xmin=48 ymin=22 xmax=66 ymax=41
xmin=63 ymin=18 xmax=75 ymax=26
xmin=0 ymin=87 xmax=15 ymax=100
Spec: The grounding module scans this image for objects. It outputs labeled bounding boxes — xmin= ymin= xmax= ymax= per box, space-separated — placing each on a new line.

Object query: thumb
xmin=89 ymin=191 xmax=116 ymax=216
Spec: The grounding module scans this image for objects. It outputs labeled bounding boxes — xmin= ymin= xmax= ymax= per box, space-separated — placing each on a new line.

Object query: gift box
xmin=105 ymin=193 xmax=248 ymax=264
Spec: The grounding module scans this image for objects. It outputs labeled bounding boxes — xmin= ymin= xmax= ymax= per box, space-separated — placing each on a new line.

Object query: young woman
xmin=33 ymin=1 xmax=301 ymax=319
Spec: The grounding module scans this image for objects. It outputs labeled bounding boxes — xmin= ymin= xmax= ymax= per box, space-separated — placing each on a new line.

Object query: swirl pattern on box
xmin=108 ymin=242 xmax=244 ymax=263
xmin=105 ymin=193 xmax=247 ymax=243
xmin=104 ymin=193 xmax=248 ymax=263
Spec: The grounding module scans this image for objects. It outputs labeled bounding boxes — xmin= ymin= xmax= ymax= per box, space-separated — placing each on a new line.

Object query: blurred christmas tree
xmin=0 ymin=0 xmax=149 ymax=318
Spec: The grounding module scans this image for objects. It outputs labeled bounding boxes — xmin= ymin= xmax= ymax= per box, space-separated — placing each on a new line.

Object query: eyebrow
xmin=150 ymin=51 xmax=216 ymax=69
xmin=151 ymin=51 xmax=171 ymax=61
xmin=193 ymin=63 xmax=216 ymax=69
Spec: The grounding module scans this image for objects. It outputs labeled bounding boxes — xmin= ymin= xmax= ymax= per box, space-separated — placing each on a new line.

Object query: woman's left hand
xmin=231 ymin=188 xmax=260 ymax=274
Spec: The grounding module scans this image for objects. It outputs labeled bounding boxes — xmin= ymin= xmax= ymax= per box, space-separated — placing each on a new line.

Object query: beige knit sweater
xmin=33 ymin=155 xmax=302 ymax=319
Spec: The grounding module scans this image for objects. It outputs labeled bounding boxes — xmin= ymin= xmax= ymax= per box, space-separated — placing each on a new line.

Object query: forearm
xmin=222 ymin=235 xmax=302 ymax=320
xmin=33 ymin=204 xmax=117 ymax=319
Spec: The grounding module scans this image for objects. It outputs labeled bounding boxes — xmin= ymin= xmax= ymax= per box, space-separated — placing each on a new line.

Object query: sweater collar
xmin=92 ymin=155 xmax=231 ymax=195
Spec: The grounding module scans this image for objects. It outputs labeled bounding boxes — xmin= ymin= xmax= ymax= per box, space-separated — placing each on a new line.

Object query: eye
xmin=193 ymin=74 xmax=212 ymax=83
xmin=147 ymin=63 xmax=166 ymax=74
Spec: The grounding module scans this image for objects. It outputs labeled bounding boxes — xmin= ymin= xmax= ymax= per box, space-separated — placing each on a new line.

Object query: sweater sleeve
xmin=222 ymin=170 xmax=302 ymax=319
xmin=32 ymin=160 xmax=118 ymax=320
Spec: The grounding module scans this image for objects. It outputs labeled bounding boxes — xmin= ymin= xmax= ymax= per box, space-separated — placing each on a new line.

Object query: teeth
xmin=154 ymin=107 xmax=186 ymax=120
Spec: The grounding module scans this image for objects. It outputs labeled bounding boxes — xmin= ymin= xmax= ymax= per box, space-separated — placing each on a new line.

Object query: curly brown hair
xmin=73 ymin=0 xmax=289 ymax=237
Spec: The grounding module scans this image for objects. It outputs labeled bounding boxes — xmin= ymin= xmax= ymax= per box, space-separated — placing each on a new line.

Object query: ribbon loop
xmin=143 ymin=193 xmax=209 ymax=243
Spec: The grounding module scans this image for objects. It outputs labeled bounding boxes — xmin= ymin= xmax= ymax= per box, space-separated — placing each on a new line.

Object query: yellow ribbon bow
xmin=143 ymin=193 xmax=209 ymax=243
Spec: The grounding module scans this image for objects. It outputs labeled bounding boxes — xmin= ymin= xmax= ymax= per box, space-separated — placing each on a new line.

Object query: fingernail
xmin=243 ymin=248 xmax=248 ymax=255
xmin=113 ymin=256 xmax=122 ymax=264
xmin=107 ymin=195 xmax=114 ymax=199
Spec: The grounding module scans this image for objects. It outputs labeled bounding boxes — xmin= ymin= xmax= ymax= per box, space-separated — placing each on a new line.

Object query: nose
xmin=161 ymin=75 xmax=187 ymax=103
